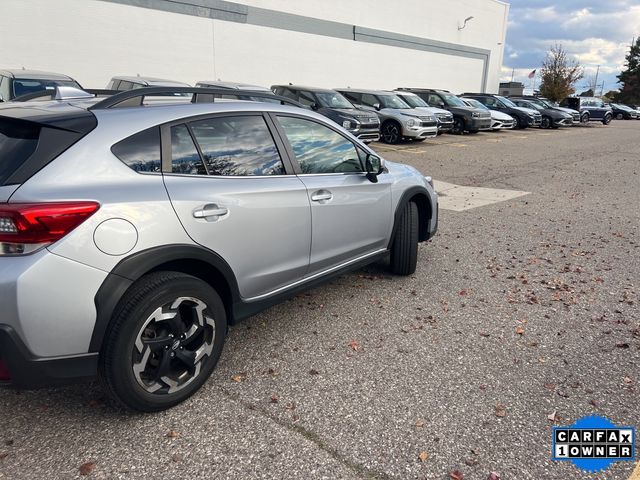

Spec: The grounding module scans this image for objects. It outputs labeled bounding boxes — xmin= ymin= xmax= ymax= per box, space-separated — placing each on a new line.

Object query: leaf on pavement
xmin=270 ymin=394 xmax=279 ymax=404
xmin=231 ymin=373 xmax=247 ymax=382
xmin=418 ymin=451 xmax=429 ymax=462
xmin=495 ymin=404 xmax=507 ymax=418
xmin=348 ymin=340 xmax=360 ymax=351
xmin=415 ymin=419 xmax=426 ymax=428
xmin=547 ymin=411 xmax=560 ymax=422
xmin=449 ymin=470 xmax=464 ymax=480
xmin=515 ymin=327 xmax=525 ymax=335
xmin=79 ymin=462 xmax=96 ymax=476
xmin=166 ymin=430 xmax=180 ymax=438
xmin=487 ymin=472 xmax=500 ymax=480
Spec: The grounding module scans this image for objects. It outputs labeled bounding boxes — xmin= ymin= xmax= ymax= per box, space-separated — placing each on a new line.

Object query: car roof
xmin=111 ymin=76 xmax=190 ymax=87
xmin=196 ymin=80 xmax=270 ymax=91
xmin=273 ymin=85 xmax=338 ymax=93
xmin=397 ymin=88 xmax=451 ymax=93
xmin=0 ymin=69 xmax=75 ymax=81
xmin=334 ymin=88 xmax=398 ymax=96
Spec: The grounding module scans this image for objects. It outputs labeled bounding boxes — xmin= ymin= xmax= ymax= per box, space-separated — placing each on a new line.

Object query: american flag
xmin=528 ymin=69 xmax=537 ymax=79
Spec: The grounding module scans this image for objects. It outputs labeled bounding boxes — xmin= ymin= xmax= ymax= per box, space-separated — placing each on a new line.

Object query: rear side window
xmin=0 ymin=119 xmax=40 ymax=185
xmin=171 ymin=124 xmax=205 ymax=175
xmin=188 ymin=116 xmax=284 ymax=176
xmin=111 ymin=126 xmax=161 ymax=173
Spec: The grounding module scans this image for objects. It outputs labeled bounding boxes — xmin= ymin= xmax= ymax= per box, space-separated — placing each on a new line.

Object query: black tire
xmin=99 ymin=271 xmax=226 ymax=412
xmin=390 ymin=202 xmax=419 ymax=276
xmin=602 ymin=114 xmax=612 ymax=125
xmin=412 ymin=137 xmax=427 ymax=142
xmin=467 ymin=129 xmax=479 ymax=134
xmin=616 ymin=113 xmax=624 ymax=120
xmin=512 ymin=116 xmax=520 ymax=129
xmin=381 ymin=121 xmax=402 ymax=144
xmin=541 ymin=116 xmax=552 ymax=129
xmin=581 ymin=113 xmax=590 ymax=124
xmin=452 ymin=117 xmax=465 ymax=135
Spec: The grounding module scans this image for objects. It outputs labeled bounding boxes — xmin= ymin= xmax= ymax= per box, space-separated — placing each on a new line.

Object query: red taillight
xmin=0 ymin=358 xmax=10 ymax=381
xmin=0 ymin=202 xmax=100 ymax=255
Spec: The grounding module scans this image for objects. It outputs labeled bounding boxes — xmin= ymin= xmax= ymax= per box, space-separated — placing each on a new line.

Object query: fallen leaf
xmin=418 ymin=451 xmax=429 ymax=462
xmin=171 ymin=453 xmax=183 ymax=463
xmin=459 ymin=289 xmax=468 ymax=296
xmin=487 ymin=473 xmax=500 ymax=480
xmin=285 ymin=402 xmax=296 ymax=411
xmin=543 ymin=383 xmax=556 ymax=390
xmin=441 ymin=299 xmax=450 ymax=313
xmin=450 ymin=470 xmax=464 ymax=480
xmin=0 ymin=453 xmax=8 ymax=461
xmin=515 ymin=327 xmax=525 ymax=335
xmin=547 ymin=411 xmax=560 ymax=422
xmin=464 ymin=458 xmax=479 ymax=466
xmin=589 ymin=399 xmax=598 ymax=407
xmin=623 ymin=377 xmax=632 ymax=385
xmin=231 ymin=373 xmax=247 ymax=382
xmin=270 ymin=395 xmax=279 ymax=404
xmin=616 ymin=342 xmax=630 ymax=349
xmin=309 ymin=368 xmax=320 ymax=375
xmin=479 ymin=332 xmax=490 ymax=337
xmin=79 ymin=462 xmax=96 ymax=476
xmin=415 ymin=419 xmax=426 ymax=428
xmin=166 ymin=430 xmax=180 ymax=438
xmin=495 ymin=404 xmax=507 ymax=418
xmin=348 ymin=340 xmax=359 ymax=351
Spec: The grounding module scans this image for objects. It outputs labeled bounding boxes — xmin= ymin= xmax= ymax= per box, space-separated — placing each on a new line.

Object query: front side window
xmin=379 ymin=94 xmax=410 ymax=109
xmin=277 ymin=116 xmax=362 ymax=174
xmin=360 ymin=94 xmax=380 ymax=107
xmin=297 ymin=91 xmax=316 ymax=107
xmin=440 ymin=93 xmax=466 ymax=107
xmin=315 ymin=92 xmax=353 ymax=109
xmin=189 ymin=116 xmax=284 ymax=176
xmin=341 ymin=91 xmax=361 ymax=105
xmin=111 ymin=126 xmax=161 ymax=173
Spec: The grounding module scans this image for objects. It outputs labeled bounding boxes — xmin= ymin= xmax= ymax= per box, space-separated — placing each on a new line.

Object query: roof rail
xmin=88 ymin=86 xmax=304 ymax=110
xmin=12 ymin=87 xmax=118 ymax=103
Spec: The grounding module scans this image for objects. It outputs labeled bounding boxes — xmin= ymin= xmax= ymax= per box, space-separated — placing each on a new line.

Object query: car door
xmin=162 ymin=113 xmax=312 ymax=300
xmin=272 ymin=114 xmax=392 ymax=274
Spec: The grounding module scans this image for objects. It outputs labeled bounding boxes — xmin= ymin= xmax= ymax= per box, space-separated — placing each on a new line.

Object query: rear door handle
xmin=310 ymin=190 xmax=333 ymax=202
xmin=193 ymin=204 xmax=228 ymax=219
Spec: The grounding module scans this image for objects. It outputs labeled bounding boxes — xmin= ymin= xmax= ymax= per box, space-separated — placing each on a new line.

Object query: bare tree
xmin=539 ymin=44 xmax=583 ymax=102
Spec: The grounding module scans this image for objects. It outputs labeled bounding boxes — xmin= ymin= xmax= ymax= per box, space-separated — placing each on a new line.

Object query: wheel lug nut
xmin=170 ymin=352 xmax=175 ymax=358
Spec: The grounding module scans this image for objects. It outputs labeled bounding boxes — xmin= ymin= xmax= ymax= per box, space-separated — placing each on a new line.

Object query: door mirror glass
xmin=364 ymin=153 xmax=383 ymax=182
xmin=373 ymin=103 xmax=381 ymax=111
xmin=0 ymin=94 xmax=4 ymax=102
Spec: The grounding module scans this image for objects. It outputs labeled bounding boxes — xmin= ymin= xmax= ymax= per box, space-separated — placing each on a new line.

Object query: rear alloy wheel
xmin=381 ymin=121 xmax=402 ymax=144
xmin=512 ymin=116 xmax=520 ymax=129
xmin=390 ymin=201 xmax=419 ymax=276
xmin=452 ymin=117 xmax=465 ymax=135
xmin=616 ymin=113 xmax=624 ymax=120
xmin=602 ymin=114 xmax=612 ymax=125
xmin=541 ymin=116 xmax=552 ymax=129
xmin=100 ymin=272 xmax=226 ymax=412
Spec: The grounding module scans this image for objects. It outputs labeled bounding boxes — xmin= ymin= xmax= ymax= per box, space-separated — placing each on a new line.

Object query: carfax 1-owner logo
xmin=552 ymin=415 xmax=636 ymax=473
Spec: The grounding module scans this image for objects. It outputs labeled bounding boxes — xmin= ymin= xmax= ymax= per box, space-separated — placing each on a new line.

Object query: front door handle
xmin=193 ymin=204 xmax=228 ymax=219
xmin=310 ymin=190 xmax=333 ymax=203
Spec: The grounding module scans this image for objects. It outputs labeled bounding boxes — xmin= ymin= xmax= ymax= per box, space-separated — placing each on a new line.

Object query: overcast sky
xmin=502 ymin=1 xmax=640 ymax=94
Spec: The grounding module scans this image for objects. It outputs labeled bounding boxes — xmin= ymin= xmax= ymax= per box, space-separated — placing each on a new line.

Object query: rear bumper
xmin=0 ymin=325 xmax=97 ymax=388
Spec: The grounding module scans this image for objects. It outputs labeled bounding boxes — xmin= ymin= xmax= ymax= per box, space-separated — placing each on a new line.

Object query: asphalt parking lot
xmin=1 ymin=122 xmax=639 ymax=480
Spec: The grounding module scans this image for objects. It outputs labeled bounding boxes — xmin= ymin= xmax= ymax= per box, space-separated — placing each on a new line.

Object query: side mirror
xmin=373 ymin=103 xmax=381 ymax=111
xmin=310 ymin=103 xmax=319 ymax=111
xmin=365 ymin=153 xmax=383 ymax=183
xmin=437 ymin=102 xmax=445 ymax=108
xmin=0 ymin=93 xmax=4 ymax=103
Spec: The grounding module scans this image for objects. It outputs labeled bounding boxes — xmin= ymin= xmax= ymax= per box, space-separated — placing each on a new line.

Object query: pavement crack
xmin=218 ymin=387 xmax=394 ymax=480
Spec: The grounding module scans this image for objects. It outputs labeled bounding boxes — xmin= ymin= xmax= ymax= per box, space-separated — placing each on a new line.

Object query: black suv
xmin=0 ymin=69 xmax=82 ymax=102
xmin=462 ymin=93 xmax=542 ymax=129
xmin=510 ymin=98 xmax=573 ymax=128
xmin=396 ymin=88 xmax=491 ymax=134
xmin=272 ymin=85 xmax=380 ymax=142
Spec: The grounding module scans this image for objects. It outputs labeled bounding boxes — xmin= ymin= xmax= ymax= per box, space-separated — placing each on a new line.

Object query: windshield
xmin=379 ymin=94 xmax=411 ymax=109
xmin=12 ymin=79 xmax=80 ymax=98
xmin=315 ymin=92 xmax=354 ymax=109
xmin=521 ymin=101 xmax=542 ymax=111
xmin=399 ymin=94 xmax=428 ymax=108
xmin=497 ymin=96 xmax=518 ymax=108
xmin=441 ymin=93 xmax=466 ymax=107
xmin=463 ymin=98 xmax=488 ymax=110
xmin=612 ymin=104 xmax=629 ymax=110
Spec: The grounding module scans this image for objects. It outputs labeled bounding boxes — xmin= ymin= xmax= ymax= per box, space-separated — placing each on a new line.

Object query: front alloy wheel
xmin=381 ymin=122 xmax=401 ymax=144
xmin=100 ymin=272 xmax=226 ymax=412
xmin=541 ymin=116 xmax=552 ymax=129
xmin=602 ymin=114 xmax=612 ymax=125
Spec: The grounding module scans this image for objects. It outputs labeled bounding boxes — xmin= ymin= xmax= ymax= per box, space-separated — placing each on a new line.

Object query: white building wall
xmin=0 ymin=0 xmax=508 ymax=93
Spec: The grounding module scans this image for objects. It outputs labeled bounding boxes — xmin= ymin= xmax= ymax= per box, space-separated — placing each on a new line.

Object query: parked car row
xmin=2 ymin=70 xmax=637 ymax=149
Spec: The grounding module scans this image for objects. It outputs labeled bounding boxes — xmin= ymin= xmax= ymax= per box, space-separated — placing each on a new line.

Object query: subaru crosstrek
xmin=0 ymin=87 xmax=438 ymax=412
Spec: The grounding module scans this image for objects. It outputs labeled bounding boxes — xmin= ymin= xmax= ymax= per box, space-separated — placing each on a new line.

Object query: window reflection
xmin=189 ymin=116 xmax=284 ymax=176
xmin=171 ymin=125 xmax=205 ymax=175
xmin=277 ymin=117 xmax=362 ymax=174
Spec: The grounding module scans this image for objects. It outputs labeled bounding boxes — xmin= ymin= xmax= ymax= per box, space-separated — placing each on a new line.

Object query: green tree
xmin=539 ymin=44 xmax=583 ymax=102
xmin=603 ymin=90 xmax=620 ymax=102
xmin=579 ymin=89 xmax=594 ymax=97
xmin=617 ymin=37 xmax=640 ymax=104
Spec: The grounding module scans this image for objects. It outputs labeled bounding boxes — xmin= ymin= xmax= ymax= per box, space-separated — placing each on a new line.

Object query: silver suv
xmin=336 ymin=89 xmax=438 ymax=144
xmin=0 ymin=87 xmax=438 ymax=411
